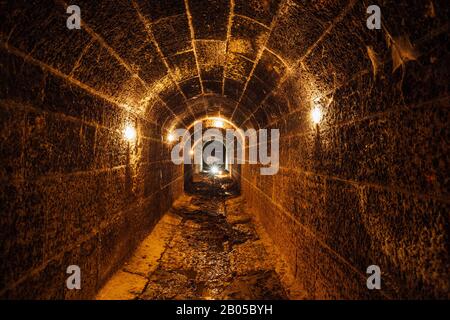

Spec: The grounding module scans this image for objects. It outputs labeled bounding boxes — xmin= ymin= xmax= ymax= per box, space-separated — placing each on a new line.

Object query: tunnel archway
xmin=182 ymin=116 xmax=241 ymax=194
xmin=0 ymin=0 xmax=448 ymax=300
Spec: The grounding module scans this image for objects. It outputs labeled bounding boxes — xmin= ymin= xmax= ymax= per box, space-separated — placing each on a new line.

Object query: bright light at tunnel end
xmin=123 ymin=124 xmax=136 ymax=142
xmin=311 ymin=106 xmax=322 ymax=124
xmin=209 ymin=165 xmax=220 ymax=175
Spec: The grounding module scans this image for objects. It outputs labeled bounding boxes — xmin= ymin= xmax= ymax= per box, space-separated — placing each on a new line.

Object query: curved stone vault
xmin=0 ymin=0 xmax=448 ymax=300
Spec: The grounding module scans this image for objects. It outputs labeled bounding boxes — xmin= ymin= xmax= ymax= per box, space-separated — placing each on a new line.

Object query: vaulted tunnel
xmin=0 ymin=0 xmax=448 ymax=300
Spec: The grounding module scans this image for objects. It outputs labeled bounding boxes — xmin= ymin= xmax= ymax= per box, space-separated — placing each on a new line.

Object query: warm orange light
xmin=213 ymin=119 xmax=224 ymax=128
xmin=210 ymin=165 xmax=220 ymax=175
xmin=167 ymin=133 xmax=176 ymax=142
xmin=123 ymin=125 xmax=136 ymax=142
xmin=311 ymin=106 xmax=322 ymax=124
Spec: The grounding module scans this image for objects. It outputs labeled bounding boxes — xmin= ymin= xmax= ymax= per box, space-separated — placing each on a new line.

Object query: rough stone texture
xmin=97 ymin=175 xmax=303 ymax=300
xmin=240 ymin=0 xmax=449 ymax=299
xmin=0 ymin=0 xmax=448 ymax=299
xmin=0 ymin=1 xmax=184 ymax=298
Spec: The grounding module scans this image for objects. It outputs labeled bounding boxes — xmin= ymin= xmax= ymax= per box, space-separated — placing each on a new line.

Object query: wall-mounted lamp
xmin=167 ymin=132 xmax=176 ymax=143
xmin=311 ymin=106 xmax=322 ymax=124
xmin=123 ymin=124 xmax=137 ymax=142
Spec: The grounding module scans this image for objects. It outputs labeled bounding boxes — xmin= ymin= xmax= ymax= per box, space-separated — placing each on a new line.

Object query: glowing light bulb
xmin=213 ymin=119 xmax=224 ymax=128
xmin=189 ymin=149 xmax=194 ymax=156
xmin=311 ymin=106 xmax=322 ymax=124
xmin=167 ymin=133 xmax=175 ymax=142
xmin=210 ymin=165 xmax=219 ymax=175
xmin=123 ymin=125 xmax=136 ymax=142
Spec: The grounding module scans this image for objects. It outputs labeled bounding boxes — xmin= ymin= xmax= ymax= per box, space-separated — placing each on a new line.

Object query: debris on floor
xmin=97 ymin=174 xmax=303 ymax=300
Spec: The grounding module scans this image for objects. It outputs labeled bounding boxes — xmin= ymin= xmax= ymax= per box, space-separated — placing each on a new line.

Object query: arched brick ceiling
xmin=0 ymin=0 xmax=362 ymax=131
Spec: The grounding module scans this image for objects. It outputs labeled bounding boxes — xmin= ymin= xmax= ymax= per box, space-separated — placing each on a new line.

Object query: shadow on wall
xmin=125 ymin=144 xmax=133 ymax=201
xmin=313 ymin=125 xmax=323 ymax=170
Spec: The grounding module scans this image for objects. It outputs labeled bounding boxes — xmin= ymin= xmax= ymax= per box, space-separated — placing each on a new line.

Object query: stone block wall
xmin=241 ymin=0 xmax=449 ymax=299
xmin=0 ymin=51 xmax=183 ymax=300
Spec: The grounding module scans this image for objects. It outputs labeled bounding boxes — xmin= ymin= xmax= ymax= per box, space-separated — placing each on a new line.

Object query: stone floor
xmin=97 ymin=174 xmax=304 ymax=300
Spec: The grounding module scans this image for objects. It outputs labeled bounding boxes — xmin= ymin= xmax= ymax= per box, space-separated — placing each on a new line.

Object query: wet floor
xmin=97 ymin=174 xmax=302 ymax=300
